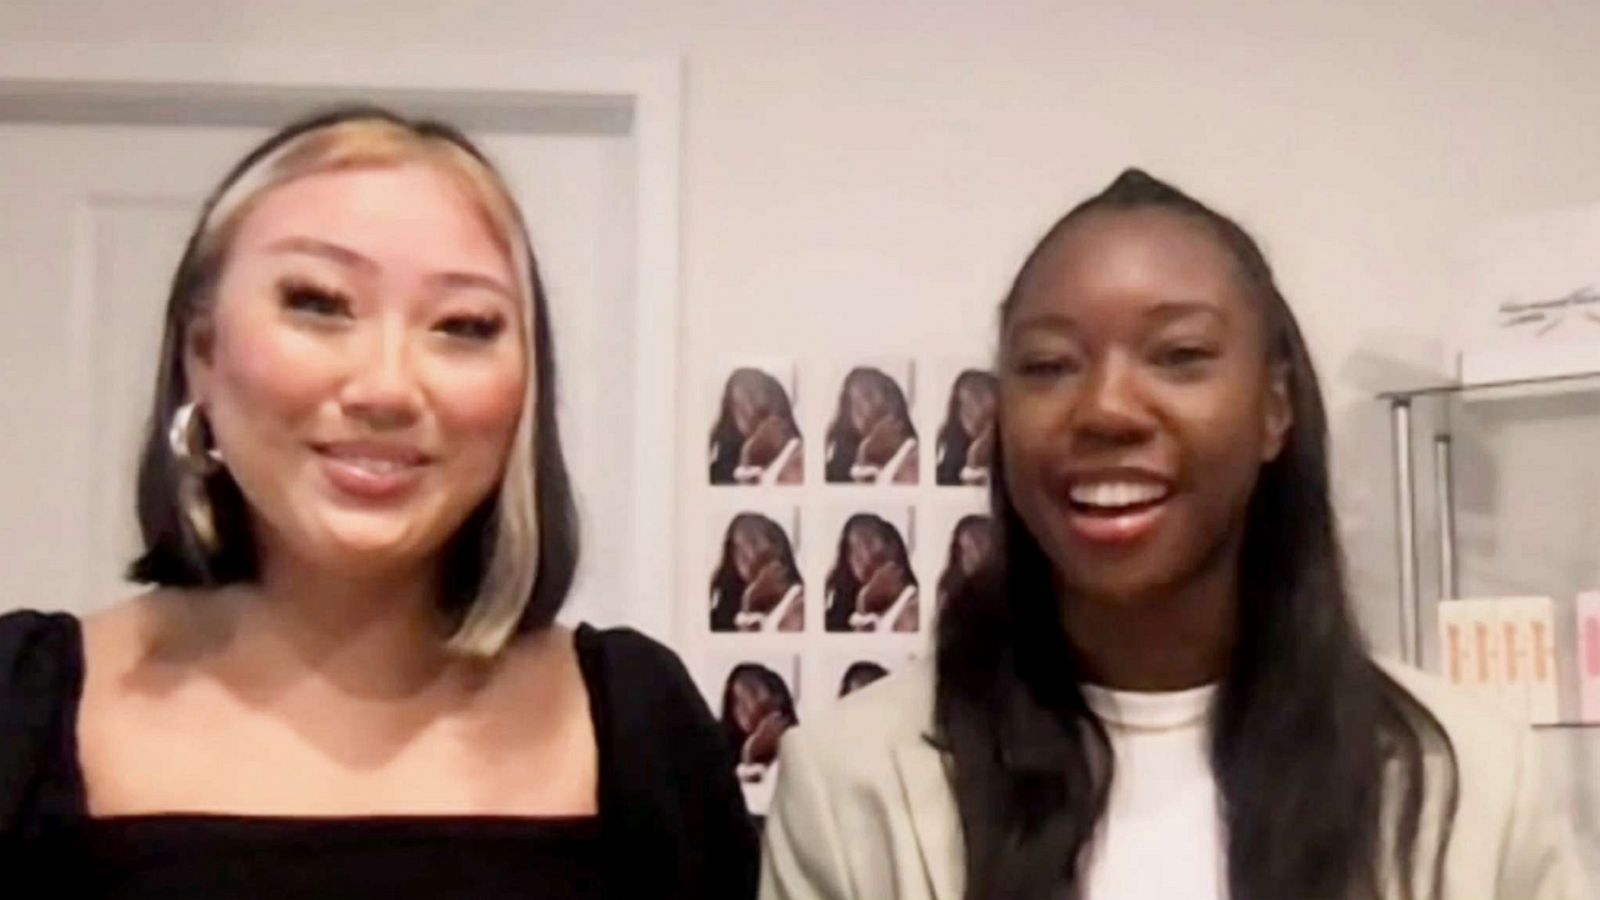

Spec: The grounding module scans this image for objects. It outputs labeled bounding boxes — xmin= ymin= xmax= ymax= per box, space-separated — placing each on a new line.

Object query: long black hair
xmin=708 ymin=367 xmax=801 ymax=484
xmin=824 ymin=513 xmax=918 ymax=632
xmin=824 ymin=366 xmax=917 ymax=482
xmin=708 ymin=513 xmax=803 ymax=632
xmin=126 ymin=105 xmax=578 ymax=637
xmin=934 ymin=169 xmax=1457 ymax=900
xmin=935 ymin=369 xmax=998 ymax=485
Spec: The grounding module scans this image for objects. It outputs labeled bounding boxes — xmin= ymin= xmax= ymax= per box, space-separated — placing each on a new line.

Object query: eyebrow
xmin=431 ymin=270 xmax=518 ymax=303
xmin=266 ymin=236 xmax=375 ymax=271
xmin=1009 ymin=300 xmax=1226 ymax=334
xmin=1144 ymin=300 xmax=1228 ymax=325
xmin=1008 ymin=310 xmax=1078 ymax=335
xmin=266 ymin=236 xmax=517 ymax=303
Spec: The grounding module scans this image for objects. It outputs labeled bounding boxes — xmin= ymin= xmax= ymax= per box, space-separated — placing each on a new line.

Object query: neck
xmin=217 ymin=549 xmax=461 ymax=700
xmin=1059 ymin=547 xmax=1239 ymax=692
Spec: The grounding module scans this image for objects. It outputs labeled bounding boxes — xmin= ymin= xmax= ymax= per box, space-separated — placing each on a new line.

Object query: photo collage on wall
xmin=693 ymin=357 xmax=999 ymax=812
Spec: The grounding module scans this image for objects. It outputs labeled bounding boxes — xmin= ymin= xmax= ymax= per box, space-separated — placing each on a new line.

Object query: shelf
xmin=1379 ymin=368 xmax=1600 ymax=402
xmin=1533 ymin=721 xmax=1600 ymax=731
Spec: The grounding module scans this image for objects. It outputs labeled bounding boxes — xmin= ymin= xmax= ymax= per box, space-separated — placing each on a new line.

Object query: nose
xmin=1068 ymin=354 xmax=1153 ymax=449
xmin=339 ymin=322 xmax=422 ymax=431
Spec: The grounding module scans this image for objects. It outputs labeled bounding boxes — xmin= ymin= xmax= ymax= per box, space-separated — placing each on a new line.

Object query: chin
xmin=303 ymin=511 xmax=445 ymax=569
xmin=1057 ymin=558 xmax=1186 ymax=608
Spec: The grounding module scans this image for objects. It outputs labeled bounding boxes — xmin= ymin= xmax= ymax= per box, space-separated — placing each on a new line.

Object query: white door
xmin=0 ymin=115 xmax=640 ymax=629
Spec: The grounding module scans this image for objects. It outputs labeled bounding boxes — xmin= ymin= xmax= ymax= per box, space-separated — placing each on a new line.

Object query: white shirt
xmin=1079 ymin=682 xmax=1225 ymax=900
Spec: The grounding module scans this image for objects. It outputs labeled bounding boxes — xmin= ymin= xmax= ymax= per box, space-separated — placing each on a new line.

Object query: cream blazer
xmin=760 ymin=659 xmax=1589 ymax=899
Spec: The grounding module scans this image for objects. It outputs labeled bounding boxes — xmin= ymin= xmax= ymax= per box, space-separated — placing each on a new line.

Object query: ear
xmin=182 ymin=314 xmax=218 ymax=405
xmin=1261 ymin=361 xmax=1292 ymax=462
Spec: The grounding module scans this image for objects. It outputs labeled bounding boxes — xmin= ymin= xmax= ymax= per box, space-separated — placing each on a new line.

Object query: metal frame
xmin=1384 ymin=368 xmax=1600 ymax=665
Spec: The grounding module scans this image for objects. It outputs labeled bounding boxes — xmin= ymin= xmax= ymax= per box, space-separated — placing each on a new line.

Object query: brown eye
xmin=1014 ymin=355 xmax=1080 ymax=380
xmin=1152 ymin=344 xmax=1218 ymax=369
xmin=279 ymin=281 xmax=351 ymax=318
xmin=436 ymin=315 xmax=506 ymax=342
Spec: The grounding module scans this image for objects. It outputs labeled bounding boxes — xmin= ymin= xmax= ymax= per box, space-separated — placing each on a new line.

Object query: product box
xmin=1502 ymin=596 xmax=1560 ymax=725
xmin=1494 ymin=598 xmax=1530 ymax=719
xmin=1439 ymin=597 xmax=1557 ymax=721
xmin=1437 ymin=600 xmax=1483 ymax=699
xmin=1579 ymin=592 xmax=1600 ymax=724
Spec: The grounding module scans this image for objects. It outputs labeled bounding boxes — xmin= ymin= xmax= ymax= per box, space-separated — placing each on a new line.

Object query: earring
xmin=168 ymin=401 xmax=222 ymax=473
xmin=168 ymin=401 xmax=220 ymax=552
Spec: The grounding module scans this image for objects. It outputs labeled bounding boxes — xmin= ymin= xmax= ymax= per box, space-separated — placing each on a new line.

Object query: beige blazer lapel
xmin=892 ymin=736 xmax=963 ymax=900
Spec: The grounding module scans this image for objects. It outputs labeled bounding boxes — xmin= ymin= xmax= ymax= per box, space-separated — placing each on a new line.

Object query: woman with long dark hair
xmin=709 ymin=513 xmax=805 ymax=632
xmin=720 ymin=663 xmax=800 ymax=784
xmin=824 ymin=367 xmax=919 ymax=484
xmin=823 ymin=513 xmax=919 ymax=633
xmin=708 ymin=368 xmax=804 ymax=485
xmin=934 ymin=369 xmax=998 ymax=486
xmin=762 ymin=170 xmax=1584 ymax=899
xmin=0 ymin=107 xmax=757 ymax=898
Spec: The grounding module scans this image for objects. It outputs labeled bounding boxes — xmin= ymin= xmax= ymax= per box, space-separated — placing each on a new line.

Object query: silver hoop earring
xmin=169 ymin=401 xmax=222 ymax=473
xmin=168 ymin=401 xmax=221 ymax=552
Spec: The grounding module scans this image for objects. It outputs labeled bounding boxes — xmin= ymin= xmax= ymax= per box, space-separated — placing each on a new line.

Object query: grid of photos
xmin=693 ymin=356 xmax=998 ymax=813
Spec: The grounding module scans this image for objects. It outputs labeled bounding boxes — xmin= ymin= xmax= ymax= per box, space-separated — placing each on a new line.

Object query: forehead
xmin=227 ymin=162 xmax=515 ymax=280
xmin=1012 ymin=207 xmax=1251 ymax=326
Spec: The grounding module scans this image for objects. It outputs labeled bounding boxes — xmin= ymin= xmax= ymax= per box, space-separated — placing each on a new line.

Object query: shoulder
xmin=572 ymin=625 xmax=711 ymax=733
xmin=574 ymin=624 xmax=695 ymax=689
xmin=1379 ymin=659 xmax=1590 ymax=894
xmin=0 ymin=608 xmax=81 ymax=690
xmin=1378 ymin=661 xmax=1533 ymax=839
xmin=780 ymin=657 xmax=936 ymax=783
xmin=1378 ymin=659 xmax=1526 ymax=766
xmin=0 ymin=609 xmax=83 ymax=826
xmin=763 ymin=659 xmax=950 ymax=896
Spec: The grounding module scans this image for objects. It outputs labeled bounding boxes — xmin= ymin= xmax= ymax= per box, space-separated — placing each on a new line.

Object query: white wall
xmin=5 ymin=0 xmax=1599 ymax=866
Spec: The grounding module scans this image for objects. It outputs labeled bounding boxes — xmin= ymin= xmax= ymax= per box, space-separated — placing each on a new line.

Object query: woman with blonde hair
xmin=0 ymin=107 xmax=756 ymax=898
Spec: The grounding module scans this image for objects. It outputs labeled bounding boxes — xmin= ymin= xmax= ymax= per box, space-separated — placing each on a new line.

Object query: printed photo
xmin=708 ymin=507 xmax=804 ymax=633
xmin=822 ymin=361 xmax=918 ymax=485
xmin=933 ymin=366 xmax=997 ymax=486
xmin=934 ymin=511 xmax=995 ymax=616
xmin=707 ymin=362 xmax=803 ymax=486
xmin=820 ymin=505 xmax=920 ymax=633
xmin=705 ymin=652 xmax=801 ymax=811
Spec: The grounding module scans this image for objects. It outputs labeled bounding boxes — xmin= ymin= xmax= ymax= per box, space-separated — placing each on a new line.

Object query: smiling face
xmin=998 ymin=208 xmax=1289 ymax=607
xmin=186 ymin=162 xmax=527 ymax=578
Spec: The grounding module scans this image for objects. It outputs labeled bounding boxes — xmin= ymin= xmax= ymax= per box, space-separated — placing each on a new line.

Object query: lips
xmin=312 ymin=441 xmax=432 ymax=500
xmin=1060 ymin=468 xmax=1175 ymax=545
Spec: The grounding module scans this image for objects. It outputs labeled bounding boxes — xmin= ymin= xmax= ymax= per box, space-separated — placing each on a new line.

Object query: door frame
xmin=0 ymin=43 xmax=684 ymax=643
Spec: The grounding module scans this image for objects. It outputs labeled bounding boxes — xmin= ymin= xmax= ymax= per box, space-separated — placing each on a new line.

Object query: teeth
xmin=1069 ymin=481 xmax=1167 ymax=509
xmin=335 ymin=457 xmax=409 ymax=475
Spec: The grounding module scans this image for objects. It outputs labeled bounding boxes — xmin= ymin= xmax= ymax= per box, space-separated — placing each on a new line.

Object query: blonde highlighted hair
xmin=130 ymin=107 xmax=579 ymax=657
